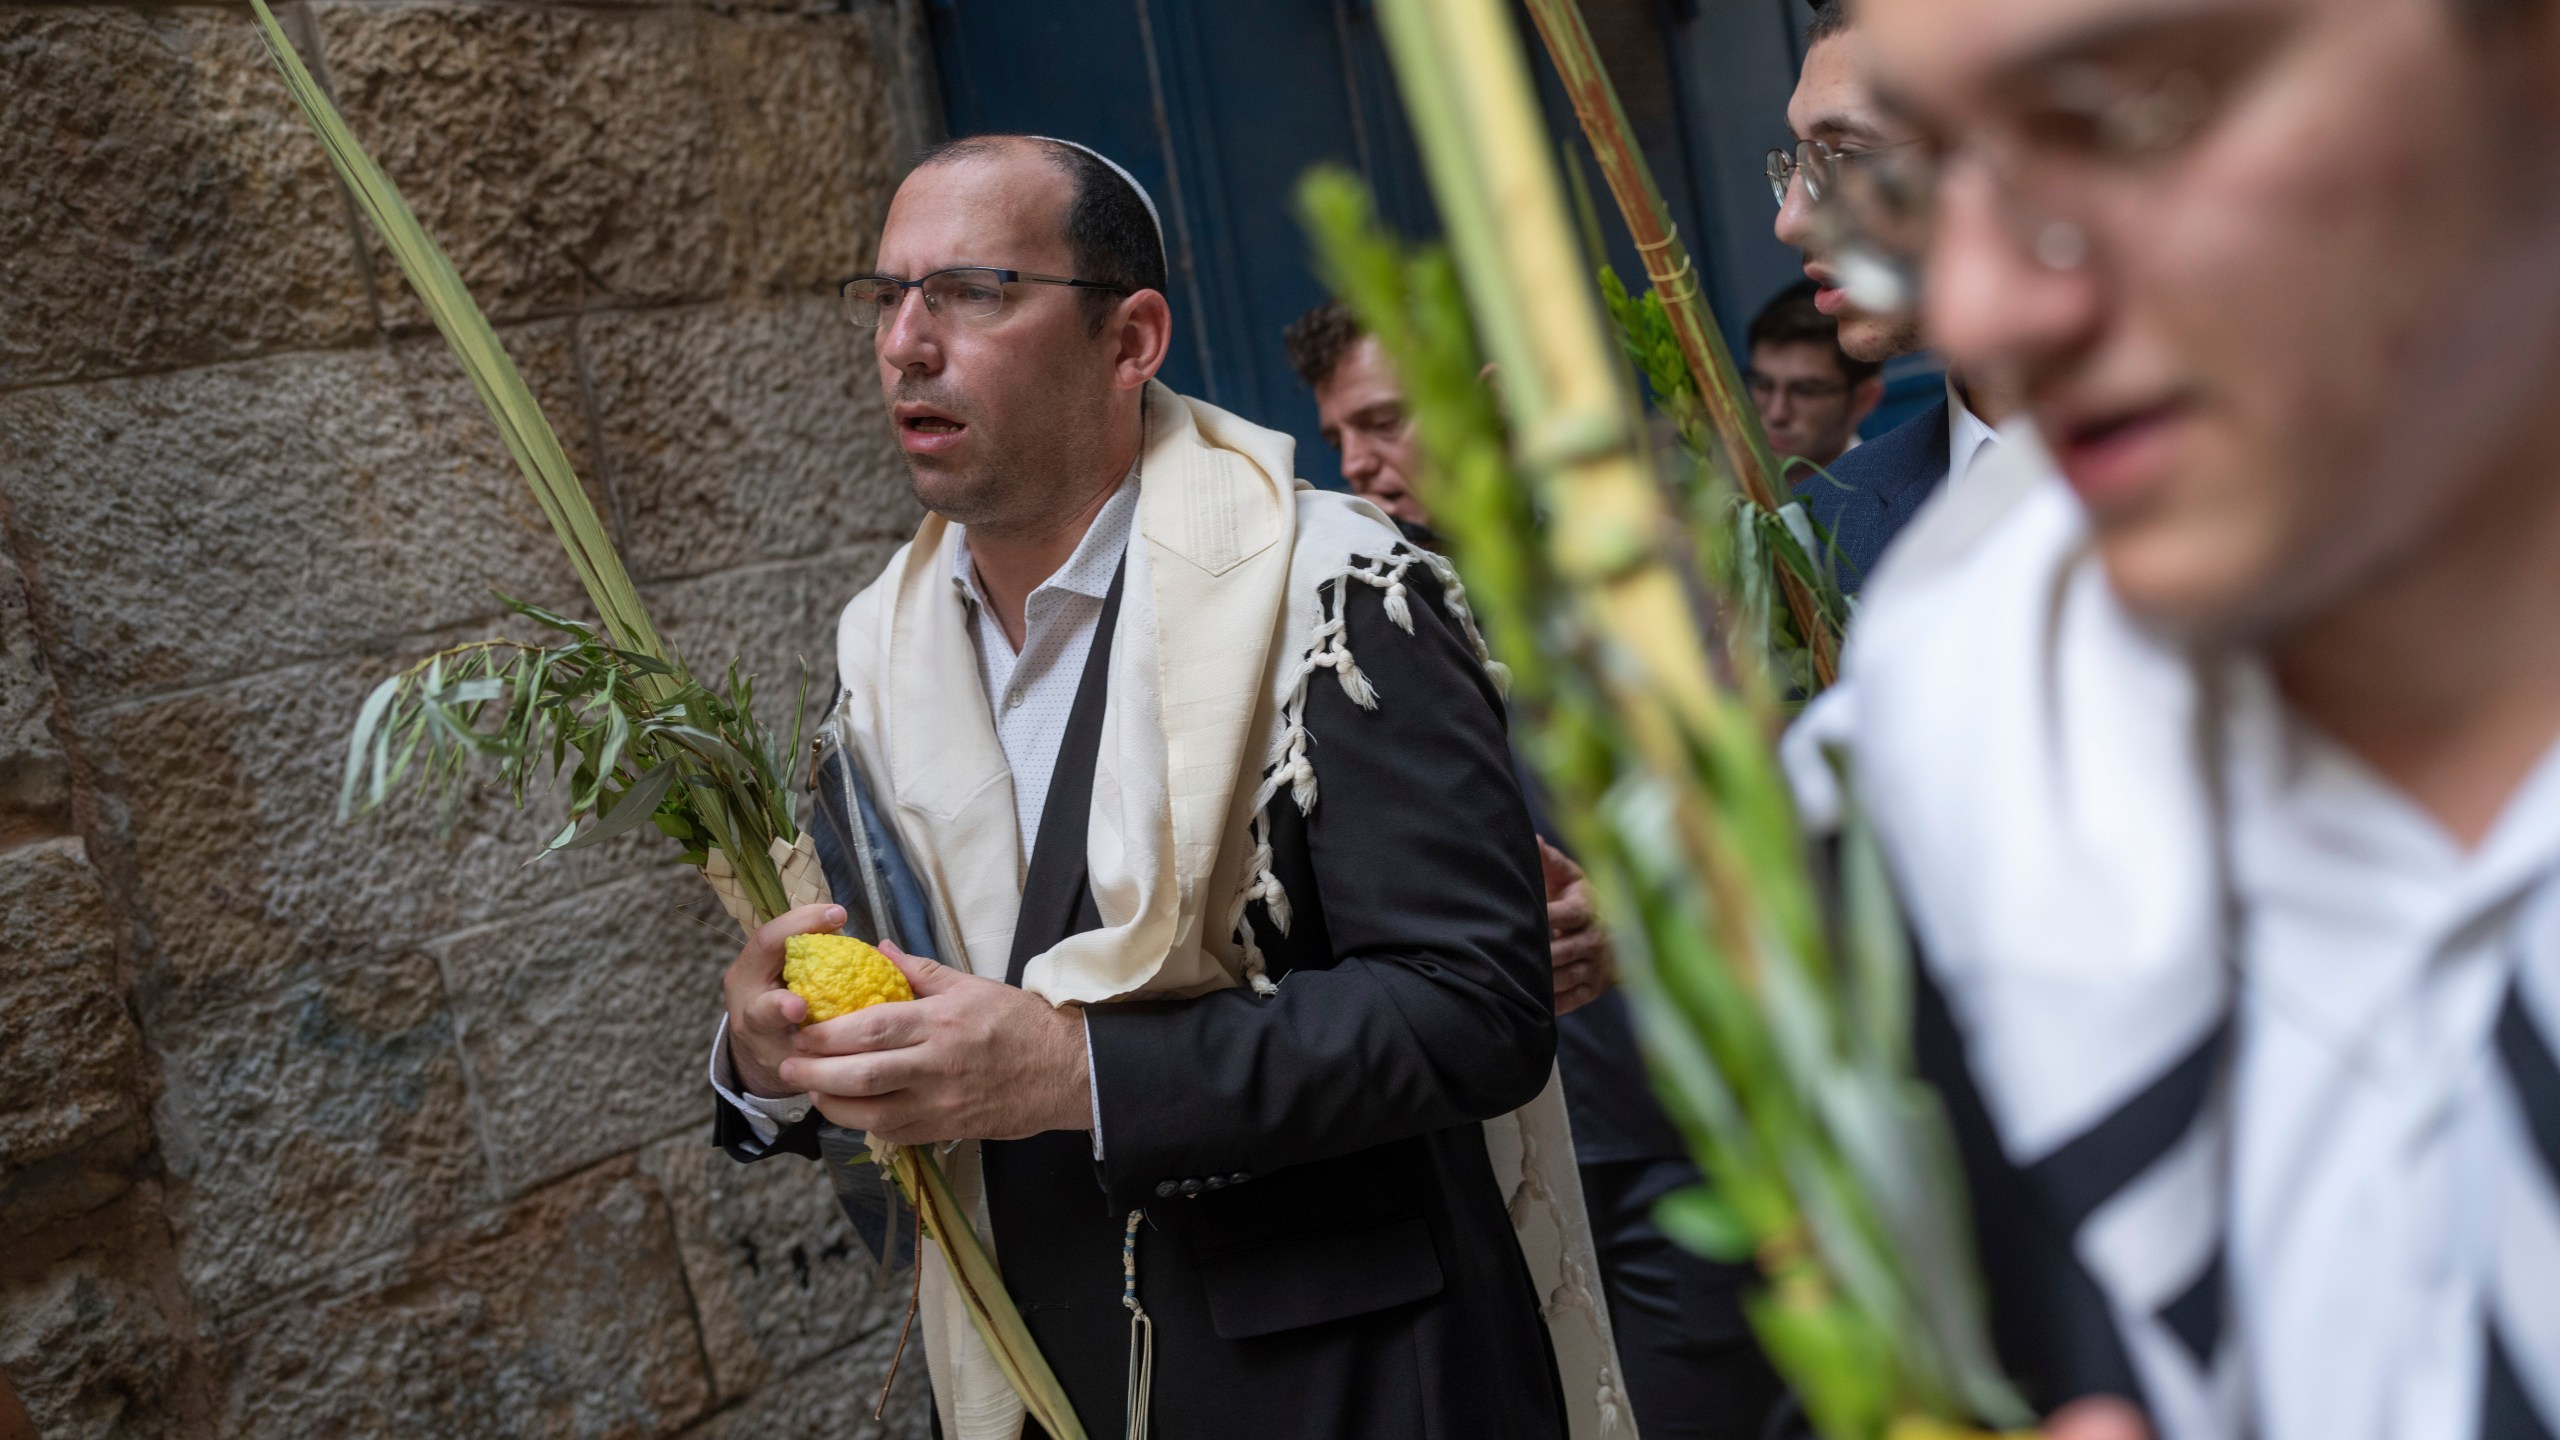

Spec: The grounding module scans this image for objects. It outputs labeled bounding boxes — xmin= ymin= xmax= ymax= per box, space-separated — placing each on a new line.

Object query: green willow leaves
xmin=338 ymin=597 xmax=805 ymax=878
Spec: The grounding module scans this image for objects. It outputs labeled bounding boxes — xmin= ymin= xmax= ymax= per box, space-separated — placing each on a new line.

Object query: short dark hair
xmin=1748 ymin=279 xmax=1880 ymax=385
xmin=913 ymin=134 xmax=1169 ymax=332
xmin=1284 ymin=299 xmax=1367 ymax=389
xmin=1804 ymin=0 xmax=1851 ymax=44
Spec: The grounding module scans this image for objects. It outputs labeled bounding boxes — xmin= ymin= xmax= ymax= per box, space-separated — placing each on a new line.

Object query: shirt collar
xmin=950 ymin=470 xmax=1140 ymax=612
xmin=1946 ymin=376 xmax=2002 ymax=496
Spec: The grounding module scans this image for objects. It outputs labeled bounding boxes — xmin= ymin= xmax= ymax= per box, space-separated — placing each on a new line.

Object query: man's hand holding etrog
xmin=781 ymin=944 xmax=1092 ymax=1146
xmin=721 ymin=903 xmax=842 ymax=1096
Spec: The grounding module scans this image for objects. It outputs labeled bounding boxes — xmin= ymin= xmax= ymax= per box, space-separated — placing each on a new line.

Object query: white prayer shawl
xmin=832 ymin=382 xmax=1632 ymax=1440
xmin=1804 ymin=429 xmax=2560 ymax=1440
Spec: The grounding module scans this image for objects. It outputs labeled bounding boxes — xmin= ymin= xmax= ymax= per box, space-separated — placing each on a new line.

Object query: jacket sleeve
xmin=1083 ymin=568 xmax=1556 ymax=1213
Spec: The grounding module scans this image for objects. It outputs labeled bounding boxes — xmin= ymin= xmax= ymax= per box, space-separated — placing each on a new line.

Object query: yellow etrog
xmin=783 ymin=933 xmax=913 ymax=1022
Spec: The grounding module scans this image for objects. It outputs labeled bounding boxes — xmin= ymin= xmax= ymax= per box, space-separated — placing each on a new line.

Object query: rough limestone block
xmin=0 ymin=7 xmax=373 ymax=386
xmin=0 ymin=839 xmax=142 ymax=1236
xmin=644 ymin=541 xmax=906 ymax=739
xmin=152 ymin=948 xmax=484 ymax=1322
xmin=673 ymin=1323 xmax=932 ymax=1440
xmin=703 ymin=13 xmax=901 ymax=292
xmin=429 ymin=870 xmax=733 ymax=1199
xmin=0 ymin=551 xmax=72 ymax=848
xmin=80 ymin=650 xmax=643 ymax=1017
xmin=315 ymin=2 xmax=734 ymax=326
xmin=581 ymin=300 xmax=918 ymax=583
xmin=638 ymin=1132 xmax=896 ymax=1401
xmin=0 ymin=329 xmax=598 ymax=711
xmin=0 ymin=1238 xmax=178 ymax=1440
xmin=211 ymin=1159 xmax=713 ymax=1439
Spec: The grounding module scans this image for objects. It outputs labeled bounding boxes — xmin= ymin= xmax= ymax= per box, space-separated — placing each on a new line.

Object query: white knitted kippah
xmin=1027 ymin=135 xmax=1168 ymax=274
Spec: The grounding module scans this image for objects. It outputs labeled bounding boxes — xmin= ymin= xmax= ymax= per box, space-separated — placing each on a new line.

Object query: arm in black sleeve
xmin=1083 ymin=568 xmax=1556 ymax=1212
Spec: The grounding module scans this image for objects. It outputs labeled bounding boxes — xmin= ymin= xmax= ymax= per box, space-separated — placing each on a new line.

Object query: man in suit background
xmin=1288 ymin=297 xmax=1794 ymax=1440
xmin=1747 ymin=280 xmax=1883 ymax=474
xmin=1772 ymin=0 xmax=2014 ymax=593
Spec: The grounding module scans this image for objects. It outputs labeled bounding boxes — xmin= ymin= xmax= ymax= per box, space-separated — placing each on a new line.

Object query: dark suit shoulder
xmin=1790 ymin=397 xmax=1953 ymax=594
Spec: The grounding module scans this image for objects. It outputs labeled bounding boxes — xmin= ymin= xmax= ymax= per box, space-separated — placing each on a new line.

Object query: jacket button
xmin=1203 ymin=1174 xmax=1227 ymax=1191
xmin=1179 ymin=1178 xmax=1204 ymax=1197
xmin=1230 ymin=1172 xmax=1251 ymax=1185
xmin=1154 ymin=1180 xmax=1179 ymax=1198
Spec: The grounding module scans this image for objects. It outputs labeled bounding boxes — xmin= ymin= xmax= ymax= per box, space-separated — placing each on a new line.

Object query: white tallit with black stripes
xmin=1805 ymin=428 xmax=2560 ymax=1440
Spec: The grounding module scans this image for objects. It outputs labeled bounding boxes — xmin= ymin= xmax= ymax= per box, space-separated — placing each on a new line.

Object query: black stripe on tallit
xmin=2497 ymin=984 xmax=2560 ymax=1191
xmin=2026 ymin=1019 xmax=2230 ymax=1235
xmin=2482 ymin=1325 xmax=2558 ymax=1440
xmin=1913 ymin=950 xmax=2146 ymax=1412
xmin=2156 ymin=1243 xmax=2226 ymax=1368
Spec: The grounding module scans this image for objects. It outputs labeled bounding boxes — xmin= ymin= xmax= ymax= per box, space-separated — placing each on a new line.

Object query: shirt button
xmin=784 ymin=1106 xmax=808 ymax=1123
xmin=1007 ymin=690 xmax=1024 ymax=709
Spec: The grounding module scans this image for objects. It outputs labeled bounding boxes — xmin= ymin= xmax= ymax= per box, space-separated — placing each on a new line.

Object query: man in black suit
xmin=1770 ymin=0 xmax=2012 ymax=593
xmin=1288 ymin=297 xmax=1792 ymax=1440
xmin=707 ymin=137 xmax=1568 ymax=1440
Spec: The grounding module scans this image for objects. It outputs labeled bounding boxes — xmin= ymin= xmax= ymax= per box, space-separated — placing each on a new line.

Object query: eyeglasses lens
xmin=841 ymin=269 xmax=1010 ymax=329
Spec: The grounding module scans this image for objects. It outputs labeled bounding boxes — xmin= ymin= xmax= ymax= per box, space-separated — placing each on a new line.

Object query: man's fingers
xmin=881 ymin=940 xmax=965 ymax=998
xmin=739 ymin=986 xmax=809 ymax=1037
xmin=780 ymin=1047 xmax=921 ymax=1100
xmin=1536 ymin=837 xmax=1582 ymax=898
xmin=810 ymin=1091 xmax=918 ymax=1137
xmin=1547 ymin=884 xmax=1596 ymax=936
xmin=732 ymin=904 xmax=847 ymax=990
xmin=795 ymin=997 xmax=929 ymax=1056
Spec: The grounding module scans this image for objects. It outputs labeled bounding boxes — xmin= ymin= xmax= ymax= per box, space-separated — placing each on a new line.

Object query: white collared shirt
xmin=2224 ymin=666 xmax=2560 ymax=1440
xmin=1945 ymin=377 xmax=2002 ymax=498
xmin=954 ymin=476 xmax=1140 ymax=860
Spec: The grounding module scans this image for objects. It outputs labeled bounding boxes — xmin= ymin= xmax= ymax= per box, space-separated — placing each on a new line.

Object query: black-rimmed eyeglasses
xmin=838 ymin=267 xmax=1130 ymax=328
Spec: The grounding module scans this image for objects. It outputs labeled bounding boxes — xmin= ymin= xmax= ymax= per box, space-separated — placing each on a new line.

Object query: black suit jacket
xmin=1794 ymin=397 xmax=1950 ymax=596
xmin=717 ymin=560 xmax=1567 ymax=1440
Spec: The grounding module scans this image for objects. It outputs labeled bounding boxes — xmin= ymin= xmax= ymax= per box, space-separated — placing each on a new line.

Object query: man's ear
xmin=1112 ymin=289 xmax=1174 ymax=392
xmin=1848 ymin=373 xmax=1884 ymax=427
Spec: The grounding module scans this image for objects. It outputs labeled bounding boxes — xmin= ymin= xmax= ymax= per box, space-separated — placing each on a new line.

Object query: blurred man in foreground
xmin=1806 ymin=0 xmax=2560 ymax=1435
xmin=1747 ymin=280 xmax=1882 ymax=473
xmin=1773 ymin=0 xmax=2011 ymax=590
xmin=1290 ymin=298 xmax=1792 ymax=1440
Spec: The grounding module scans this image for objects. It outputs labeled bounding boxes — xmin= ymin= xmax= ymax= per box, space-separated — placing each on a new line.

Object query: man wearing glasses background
xmin=1772 ymin=0 xmax=2014 ymax=593
xmin=1746 ymin=280 xmax=1884 ymax=474
xmin=1792 ymin=0 xmax=2560 ymax=1435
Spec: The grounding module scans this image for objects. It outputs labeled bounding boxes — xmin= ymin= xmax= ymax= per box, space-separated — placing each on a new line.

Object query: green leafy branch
xmin=1301 ymin=162 xmax=2024 ymax=1439
xmin=340 ymin=597 xmax=807 ymax=919
xmin=1597 ymin=269 xmax=1852 ymax=700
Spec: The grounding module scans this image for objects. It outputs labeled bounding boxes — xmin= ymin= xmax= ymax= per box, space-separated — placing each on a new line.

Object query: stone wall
xmin=0 ymin=1 xmax=935 ymax=1433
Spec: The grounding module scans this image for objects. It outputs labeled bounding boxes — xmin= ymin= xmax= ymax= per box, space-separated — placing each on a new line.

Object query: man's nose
xmin=1774 ymin=171 xmax=1818 ymax=252
xmin=1925 ymin=165 xmax=2103 ymax=388
xmin=1340 ymin=433 xmax=1380 ymax=481
xmin=876 ymin=289 xmax=942 ymax=372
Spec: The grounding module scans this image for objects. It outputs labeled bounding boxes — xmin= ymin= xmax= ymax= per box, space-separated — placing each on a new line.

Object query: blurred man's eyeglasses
xmin=1810 ymin=61 xmax=2226 ymax=315
xmin=1745 ymin=371 xmax=1851 ymax=406
xmin=1765 ymin=139 xmax=1911 ymax=208
xmin=839 ymin=267 xmax=1131 ymax=329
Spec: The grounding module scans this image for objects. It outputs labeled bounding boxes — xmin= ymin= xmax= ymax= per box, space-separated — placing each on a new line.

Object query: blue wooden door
xmin=926 ymin=0 xmax=1810 ymax=487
